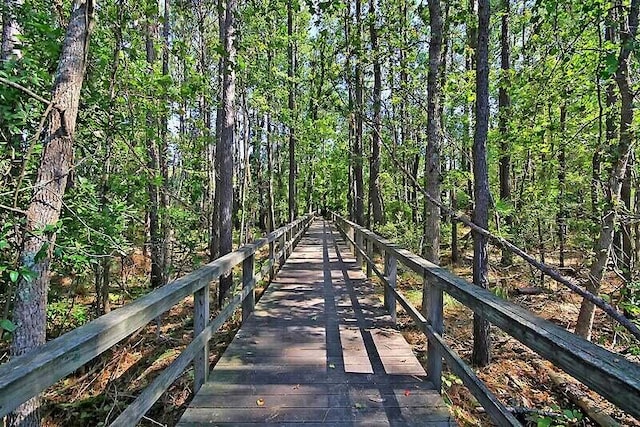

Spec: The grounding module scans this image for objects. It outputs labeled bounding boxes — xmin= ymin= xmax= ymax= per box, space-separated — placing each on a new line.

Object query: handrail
xmin=330 ymin=211 xmax=640 ymax=425
xmin=0 ymin=214 xmax=315 ymax=424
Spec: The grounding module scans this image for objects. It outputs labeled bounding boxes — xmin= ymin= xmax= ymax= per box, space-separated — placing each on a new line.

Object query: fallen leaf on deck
xmin=256 ymin=398 xmax=265 ymax=407
xmin=368 ymin=397 xmax=386 ymax=403
xmin=404 ymin=390 xmax=411 ymax=396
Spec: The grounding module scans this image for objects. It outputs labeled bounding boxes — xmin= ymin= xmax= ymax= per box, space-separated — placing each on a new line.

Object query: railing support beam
xmin=425 ymin=275 xmax=443 ymax=391
xmin=384 ymin=252 xmax=397 ymax=325
xmin=193 ymin=279 xmax=210 ymax=393
xmin=242 ymin=253 xmax=255 ymax=322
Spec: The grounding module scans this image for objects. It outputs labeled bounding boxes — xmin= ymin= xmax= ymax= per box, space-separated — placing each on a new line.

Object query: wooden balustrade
xmin=330 ymin=211 xmax=640 ymax=425
xmin=0 ymin=214 xmax=314 ymax=425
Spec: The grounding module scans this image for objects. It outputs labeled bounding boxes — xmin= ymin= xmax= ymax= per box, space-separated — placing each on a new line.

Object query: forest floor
xmin=1 ymin=240 xmax=639 ymax=426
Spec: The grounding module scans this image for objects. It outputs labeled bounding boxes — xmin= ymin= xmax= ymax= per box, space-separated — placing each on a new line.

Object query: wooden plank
xmin=332 ymin=213 xmax=640 ymax=419
xmin=180 ymin=220 xmax=453 ymax=426
xmin=179 ymin=407 xmax=452 ymax=424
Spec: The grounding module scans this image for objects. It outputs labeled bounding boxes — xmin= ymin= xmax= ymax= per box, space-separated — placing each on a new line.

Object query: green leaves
xmin=600 ymin=53 xmax=618 ymax=79
xmin=0 ymin=319 xmax=17 ymax=333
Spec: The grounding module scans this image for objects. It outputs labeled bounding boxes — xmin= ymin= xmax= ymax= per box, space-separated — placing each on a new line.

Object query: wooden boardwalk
xmin=178 ymin=220 xmax=454 ymax=426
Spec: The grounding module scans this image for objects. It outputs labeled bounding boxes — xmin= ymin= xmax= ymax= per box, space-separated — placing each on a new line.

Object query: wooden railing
xmin=0 ymin=214 xmax=314 ymax=425
xmin=330 ymin=212 xmax=640 ymax=426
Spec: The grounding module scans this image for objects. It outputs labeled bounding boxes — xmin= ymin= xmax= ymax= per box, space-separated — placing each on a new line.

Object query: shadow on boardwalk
xmin=178 ymin=220 xmax=454 ymax=426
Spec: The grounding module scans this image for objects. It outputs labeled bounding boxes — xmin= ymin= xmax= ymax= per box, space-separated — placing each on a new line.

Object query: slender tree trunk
xmin=218 ymin=0 xmax=236 ymax=304
xmin=9 ymin=2 xmax=93 ymax=425
xmin=265 ymin=112 xmax=275 ymax=232
xmin=576 ymin=0 xmax=638 ymax=339
xmin=160 ymin=0 xmax=171 ymax=283
xmin=557 ymin=103 xmax=567 ymax=268
xmin=287 ymin=0 xmax=297 ymax=222
xmin=353 ymin=0 xmax=364 ymax=226
xmin=621 ymin=154 xmax=633 ymax=280
xmin=423 ymin=0 xmax=443 ymax=263
xmin=368 ymin=0 xmax=383 ymax=227
xmin=210 ymin=0 xmax=225 ymax=264
xmin=499 ymin=0 xmax=513 ymax=266
xmin=1 ymin=0 xmax=23 ymax=60
xmin=471 ymin=0 xmax=491 ymax=368
xmin=145 ymin=8 xmax=164 ymax=290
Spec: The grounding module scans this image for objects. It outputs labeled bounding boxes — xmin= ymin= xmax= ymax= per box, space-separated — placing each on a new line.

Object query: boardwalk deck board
xmin=178 ymin=220 xmax=455 ymax=426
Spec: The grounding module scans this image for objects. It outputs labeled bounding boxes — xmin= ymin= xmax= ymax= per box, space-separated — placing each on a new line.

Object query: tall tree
xmin=498 ymin=0 xmax=512 ymax=266
xmin=423 ymin=0 xmax=443 ymax=263
xmin=287 ymin=0 xmax=297 ymax=221
xmin=368 ymin=0 xmax=383 ymax=227
xmin=145 ymin=2 xmax=166 ymax=290
xmin=471 ymin=0 xmax=490 ymax=367
xmin=218 ymin=0 xmax=236 ymax=304
xmin=353 ymin=0 xmax=364 ymax=226
xmin=9 ymin=1 xmax=94 ymax=425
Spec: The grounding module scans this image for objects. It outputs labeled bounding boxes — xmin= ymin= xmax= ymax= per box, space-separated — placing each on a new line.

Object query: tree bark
xmin=218 ymin=0 xmax=236 ymax=304
xmin=498 ymin=0 xmax=513 ymax=266
xmin=557 ymin=103 xmax=567 ymax=268
xmin=1 ymin=0 xmax=23 ymax=60
xmin=145 ymin=6 xmax=165 ymax=290
xmin=9 ymin=1 xmax=93 ymax=425
xmin=353 ymin=0 xmax=364 ymax=226
xmin=423 ymin=0 xmax=443 ymax=263
xmin=576 ymin=0 xmax=638 ymax=340
xmin=368 ymin=0 xmax=383 ymax=228
xmin=287 ymin=0 xmax=297 ymax=222
xmin=472 ymin=0 xmax=491 ymax=368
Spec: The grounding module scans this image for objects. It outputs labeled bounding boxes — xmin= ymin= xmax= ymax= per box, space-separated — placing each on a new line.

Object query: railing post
xmin=269 ymin=241 xmax=275 ymax=281
xmin=384 ymin=252 xmax=397 ymax=325
xmin=193 ymin=279 xmax=210 ymax=393
xmin=242 ymin=253 xmax=255 ymax=322
xmin=366 ymin=238 xmax=373 ymax=277
xmin=425 ymin=275 xmax=444 ymax=392
xmin=279 ymin=230 xmax=286 ymax=267
xmin=355 ymin=230 xmax=364 ymax=268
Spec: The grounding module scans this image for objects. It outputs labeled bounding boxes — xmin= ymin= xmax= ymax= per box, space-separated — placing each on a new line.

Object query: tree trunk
xmin=1 ymin=0 xmax=23 ymax=60
xmin=218 ymin=0 xmax=236 ymax=305
xmin=621 ymin=154 xmax=633 ymax=280
xmin=265 ymin=112 xmax=275 ymax=232
xmin=576 ymin=0 xmax=638 ymax=340
xmin=498 ymin=0 xmax=513 ymax=266
xmin=9 ymin=2 xmax=93 ymax=425
xmin=287 ymin=0 xmax=297 ymax=222
xmin=210 ymin=0 xmax=225 ymax=264
xmin=471 ymin=0 xmax=491 ymax=368
xmin=145 ymin=7 xmax=165 ymax=290
xmin=557 ymin=104 xmax=567 ymax=268
xmin=353 ymin=0 xmax=364 ymax=226
xmin=368 ymin=0 xmax=383 ymax=228
xmin=423 ymin=0 xmax=443 ymax=263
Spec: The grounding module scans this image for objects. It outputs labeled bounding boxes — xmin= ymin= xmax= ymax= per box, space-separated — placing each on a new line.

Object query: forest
xmin=0 ymin=0 xmax=639 ymax=425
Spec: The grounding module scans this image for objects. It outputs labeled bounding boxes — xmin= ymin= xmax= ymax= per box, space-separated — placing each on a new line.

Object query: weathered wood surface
xmin=178 ymin=220 xmax=454 ymax=426
xmin=0 ymin=215 xmax=312 ymax=419
xmin=332 ymin=213 xmax=640 ymax=420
